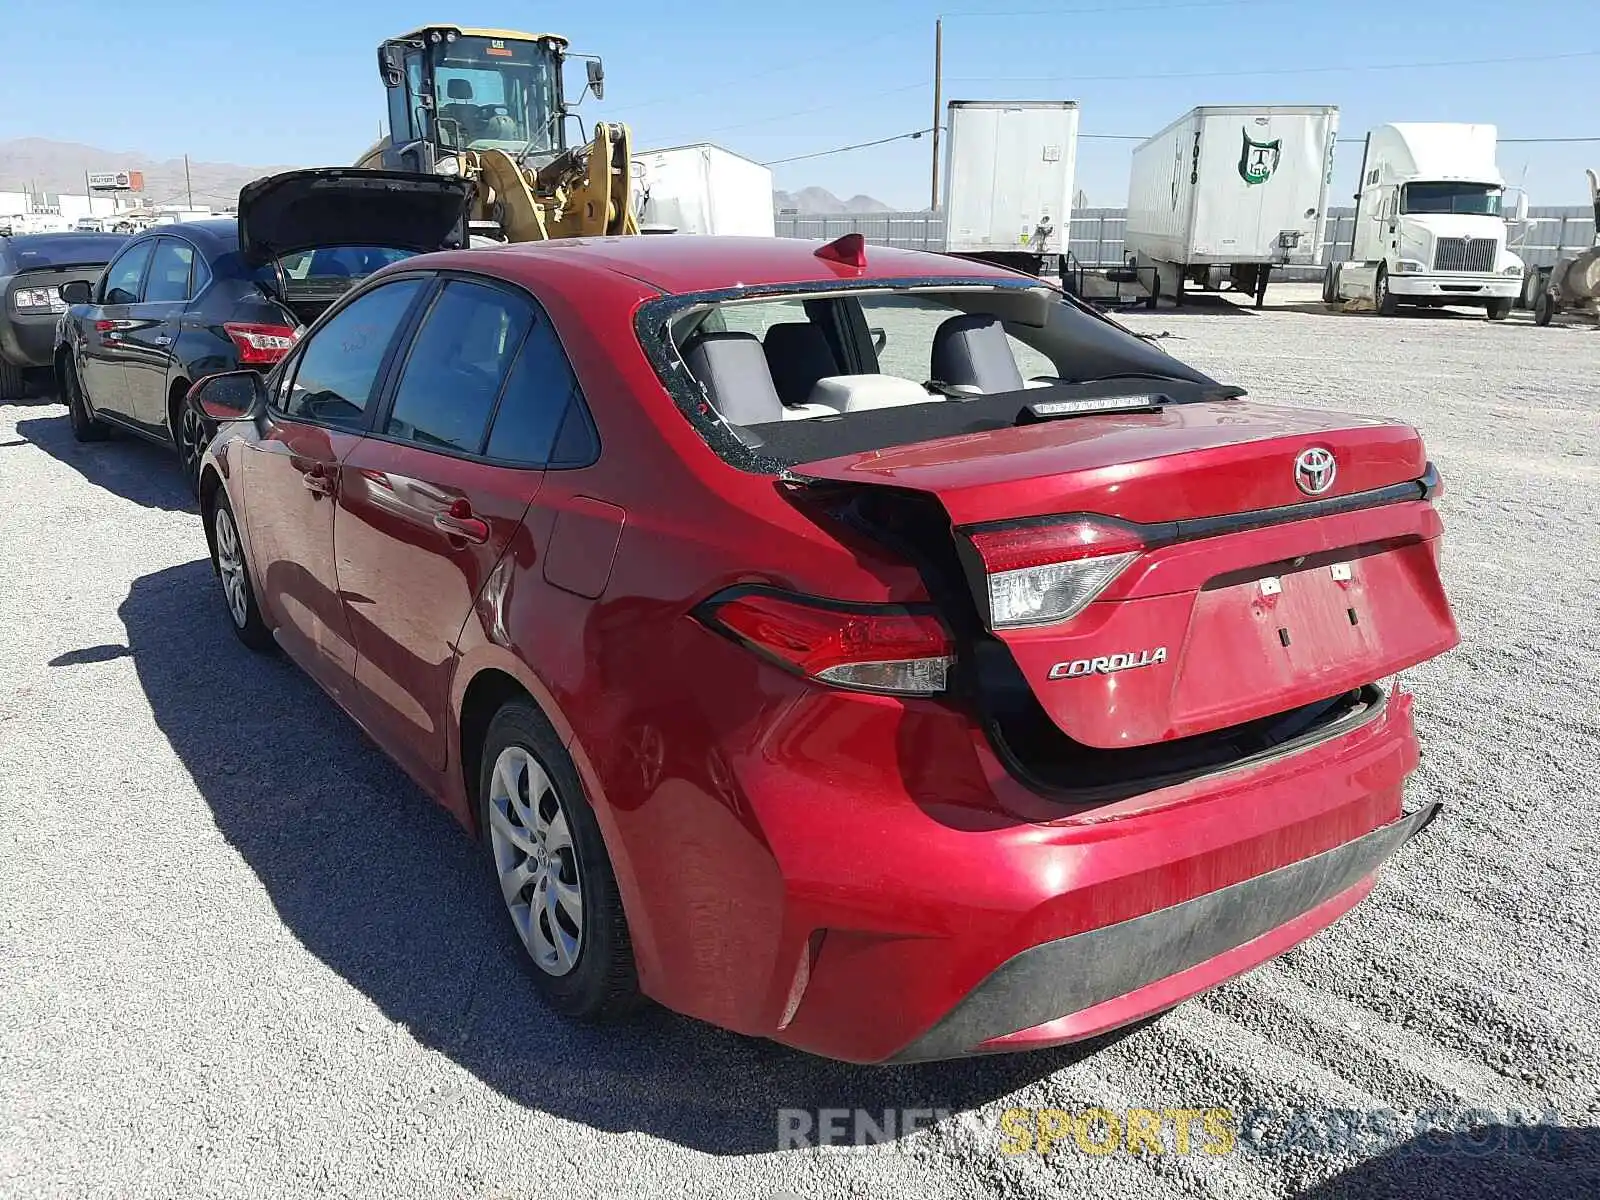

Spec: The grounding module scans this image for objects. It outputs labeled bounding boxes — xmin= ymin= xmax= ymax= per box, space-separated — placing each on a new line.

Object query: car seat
xmin=684 ymin=333 xmax=784 ymax=425
xmin=930 ymin=314 xmax=1025 ymax=394
xmin=762 ymin=322 xmax=840 ymax=407
xmin=439 ymin=78 xmax=480 ymax=145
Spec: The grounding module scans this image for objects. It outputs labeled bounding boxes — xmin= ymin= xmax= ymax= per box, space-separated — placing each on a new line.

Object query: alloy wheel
xmin=487 ymin=745 xmax=585 ymax=976
xmin=180 ymin=404 xmax=209 ymax=481
xmin=213 ymin=506 xmax=250 ymax=630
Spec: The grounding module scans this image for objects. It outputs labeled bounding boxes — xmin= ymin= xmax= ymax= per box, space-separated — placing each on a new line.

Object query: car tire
xmin=0 ymin=356 xmax=24 ymax=401
xmin=1534 ymin=288 xmax=1555 ymax=327
xmin=1485 ymin=298 xmax=1513 ymax=322
xmin=479 ymin=700 xmax=641 ymax=1022
xmin=174 ymin=389 xmax=212 ymax=491
xmin=208 ymin=490 xmax=274 ymax=653
xmin=1374 ymin=268 xmax=1399 ymax=317
xmin=1321 ymin=261 xmax=1339 ymax=305
xmin=63 ymin=358 xmax=108 ymax=442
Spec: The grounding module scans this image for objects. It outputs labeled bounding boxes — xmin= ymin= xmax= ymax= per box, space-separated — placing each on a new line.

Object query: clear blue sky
xmin=3 ymin=0 xmax=1596 ymax=208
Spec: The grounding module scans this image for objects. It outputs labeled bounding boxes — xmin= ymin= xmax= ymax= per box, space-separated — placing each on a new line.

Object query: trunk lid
xmin=790 ymin=399 xmax=1458 ymax=749
xmin=237 ymin=168 xmax=473 ymax=265
xmin=789 ymin=399 xmax=1424 ymax=526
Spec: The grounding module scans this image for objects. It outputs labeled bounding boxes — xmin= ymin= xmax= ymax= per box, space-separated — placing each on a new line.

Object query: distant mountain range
xmin=0 ymin=138 xmax=295 ymax=210
xmin=1 ymin=137 xmax=896 ymax=216
xmin=773 ymin=187 xmax=895 ymax=215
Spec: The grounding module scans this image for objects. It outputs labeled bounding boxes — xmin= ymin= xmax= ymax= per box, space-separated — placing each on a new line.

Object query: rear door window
xmin=143 ymin=238 xmax=195 ymax=303
xmin=279 ymin=278 xmax=425 ymax=429
xmin=384 ymin=280 xmax=532 ymax=453
xmin=485 ymin=308 xmax=595 ymax=466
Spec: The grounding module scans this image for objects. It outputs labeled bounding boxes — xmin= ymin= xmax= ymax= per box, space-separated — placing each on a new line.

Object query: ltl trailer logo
xmin=1239 ymin=130 xmax=1282 ymax=185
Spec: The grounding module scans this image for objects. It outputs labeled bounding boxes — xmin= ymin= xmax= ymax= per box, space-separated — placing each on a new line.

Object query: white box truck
xmin=1125 ymin=105 xmax=1339 ymax=308
xmin=941 ymin=100 xmax=1079 ymax=276
xmin=634 ymin=143 xmax=775 ymax=237
xmin=1325 ymin=123 xmax=1526 ymax=320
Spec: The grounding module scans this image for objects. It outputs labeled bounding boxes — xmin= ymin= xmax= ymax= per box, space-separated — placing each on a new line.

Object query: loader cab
xmin=378 ymin=27 xmax=575 ymax=173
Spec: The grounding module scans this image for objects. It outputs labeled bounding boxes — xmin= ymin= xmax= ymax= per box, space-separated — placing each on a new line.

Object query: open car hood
xmin=237 ymin=168 xmax=473 ymax=265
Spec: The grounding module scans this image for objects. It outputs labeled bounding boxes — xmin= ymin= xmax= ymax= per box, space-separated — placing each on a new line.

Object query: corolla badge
xmin=1049 ymin=647 xmax=1168 ymax=680
xmin=1294 ymin=447 xmax=1338 ymax=496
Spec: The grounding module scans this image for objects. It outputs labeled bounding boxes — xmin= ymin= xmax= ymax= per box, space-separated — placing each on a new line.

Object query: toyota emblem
xmin=1294 ymin=447 xmax=1337 ymax=496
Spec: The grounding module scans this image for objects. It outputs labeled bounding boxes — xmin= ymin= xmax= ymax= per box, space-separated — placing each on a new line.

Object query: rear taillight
xmin=698 ymin=590 xmax=953 ymax=696
xmin=224 ymin=322 xmax=298 ymax=365
xmin=967 ymin=517 xmax=1145 ymax=629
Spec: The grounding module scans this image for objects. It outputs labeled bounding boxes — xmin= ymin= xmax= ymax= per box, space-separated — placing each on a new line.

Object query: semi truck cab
xmin=1330 ymin=123 xmax=1526 ymax=319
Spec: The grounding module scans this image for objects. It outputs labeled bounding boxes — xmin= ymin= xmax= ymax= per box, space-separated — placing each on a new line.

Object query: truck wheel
xmin=1486 ymin=299 xmax=1513 ymax=321
xmin=0 ymin=357 xmax=24 ymax=401
xmin=1534 ymin=289 xmax=1556 ymax=327
xmin=1322 ymin=261 xmax=1339 ymax=305
xmin=1374 ymin=268 xmax=1399 ymax=317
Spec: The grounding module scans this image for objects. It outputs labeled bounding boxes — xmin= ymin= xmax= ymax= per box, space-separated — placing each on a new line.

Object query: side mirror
xmin=378 ymin=43 xmax=403 ymax=89
xmin=586 ymin=59 xmax=605 ymax=101
xmin=1514 ymin=191 xmax=1529 ymax=224
xmin=189 ymin=370 xmax=267 ymax=423
xmin=870 ymin=326 xmax=888 ymax=353
xmin=60 ymin=279 xmax=93 ymax=305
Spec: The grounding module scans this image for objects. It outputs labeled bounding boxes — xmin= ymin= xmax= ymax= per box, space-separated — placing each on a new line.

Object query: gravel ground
xmin=3 ymin=285 xmax=1598 ymax=1199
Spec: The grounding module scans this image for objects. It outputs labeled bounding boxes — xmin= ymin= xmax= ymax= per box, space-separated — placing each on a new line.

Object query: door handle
xmin=301 ymin=464 xmax=335 ymax=497
xmin=434 ymin=499 xmax=489 ymax=544
xmin=153 ymin=335 xmax=172 ymax=347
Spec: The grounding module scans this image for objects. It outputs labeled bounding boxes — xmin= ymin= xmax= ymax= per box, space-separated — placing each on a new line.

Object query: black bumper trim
xmin=888 ymin=803 xmax=1441 ymax=1062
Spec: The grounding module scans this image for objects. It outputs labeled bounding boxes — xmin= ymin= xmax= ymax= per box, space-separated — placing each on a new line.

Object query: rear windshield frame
xmin=1 ymin=233 xmax=129 ymax=271
xmin=634 ymin=274 xmax=1210 ymax=475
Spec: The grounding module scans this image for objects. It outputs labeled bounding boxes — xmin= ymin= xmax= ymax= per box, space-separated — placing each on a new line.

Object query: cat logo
xmin=1238 ymin=130 xmax=1282 ymax=185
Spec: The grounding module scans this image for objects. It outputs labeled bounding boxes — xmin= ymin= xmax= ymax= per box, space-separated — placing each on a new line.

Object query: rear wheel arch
xmin=198 ymin=466 xmax=225 ymax=568
xmin=456 ymin=662 xmax=646 ymax=915
xmin=166 ymin=376 xmax=192 ymax=436
xmin=459 ymin=668 xmax=537 ymax=831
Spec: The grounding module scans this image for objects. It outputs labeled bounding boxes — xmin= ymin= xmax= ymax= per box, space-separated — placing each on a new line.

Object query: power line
xmin=1334 ymin=135 xmax=1600 ymax=145
xmin=764 ymin=128 xmax=934 ymax=167
xmin=768 ymin=124 xmax=1600 ymax=169
xmin=601 ymin=29 xmax=910 ymax=116
xmin=951 ymin=47 xmax=1600 ymax=84
xmin=694 ymin=82 xmax=928 ymax=138
xmin=684 ymin=46 xmax=1598 ymax=152
xmin=943 ymin=0 xmax=1284 ymax=16
xmin=606 ymin=0 xmax=1281 ymax=116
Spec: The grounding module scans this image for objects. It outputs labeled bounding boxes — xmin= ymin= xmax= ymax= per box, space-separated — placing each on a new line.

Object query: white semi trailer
xmin=941 ymin=99 xmax=1079 ymax=276
xmin=634 ymin=143 xmax=776 ymax=237
xmin=1125 ymin=105 xmax=1339 ymax=308
xmin=1325 ymin=123 xmax=1526 ymax=319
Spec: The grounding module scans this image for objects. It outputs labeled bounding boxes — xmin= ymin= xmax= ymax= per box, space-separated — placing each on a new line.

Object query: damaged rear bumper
xmin=888 ymin=802 xmax=1440 ymax=1062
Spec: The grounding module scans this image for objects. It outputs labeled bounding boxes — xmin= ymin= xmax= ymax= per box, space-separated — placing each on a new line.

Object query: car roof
xmin=0 ymin=231 xmax=129 ymax=271
xmin=139 ymin=219 xmax=239 ymax=249
xmin=460 ymin=235 xmax=1027 ymax=295
xmin=2 ymin=231 xmax=124 ymax=251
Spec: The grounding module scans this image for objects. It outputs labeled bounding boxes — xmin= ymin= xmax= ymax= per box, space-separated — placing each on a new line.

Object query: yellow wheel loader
xmin=356 ymin=25 xmax=637 ymax=242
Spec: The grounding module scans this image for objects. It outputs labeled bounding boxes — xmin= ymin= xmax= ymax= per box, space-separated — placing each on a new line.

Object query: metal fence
xmin=775 ymin=206 xmax=1597 ymax=269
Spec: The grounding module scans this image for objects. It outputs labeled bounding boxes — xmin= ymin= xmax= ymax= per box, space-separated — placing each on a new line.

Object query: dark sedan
xmin=0 ymin=232 xmax=126 ymax=399
xmin=54 ymin=169 xmax=464 ymax=485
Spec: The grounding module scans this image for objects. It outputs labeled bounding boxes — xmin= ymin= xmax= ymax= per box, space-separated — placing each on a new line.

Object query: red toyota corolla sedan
xmin=190 ymin=227 xmax=1459 ymax=1064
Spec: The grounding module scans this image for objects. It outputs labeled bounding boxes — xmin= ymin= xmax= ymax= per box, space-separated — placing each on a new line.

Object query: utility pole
xmin=930 ymin=17 xmax=943 ymax=212
xmin=184 ymin=154 xmax=194 ymax=208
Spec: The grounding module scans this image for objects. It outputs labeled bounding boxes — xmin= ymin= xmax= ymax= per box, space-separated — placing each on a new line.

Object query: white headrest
xmin=806 ymin=374 xmax=940 ymax=413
